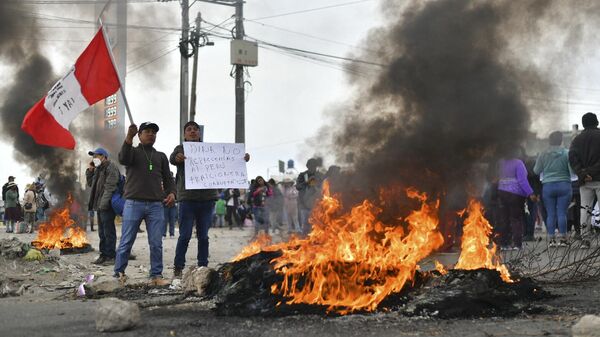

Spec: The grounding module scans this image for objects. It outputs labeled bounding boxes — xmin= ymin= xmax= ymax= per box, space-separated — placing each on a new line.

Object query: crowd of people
xmin=1 ymin=175 xmax=50 ymax=234
xmin=484 ymin=112 xmax=600 ymax=250
xmin=4 ymin=112 xmax=600 ymax=286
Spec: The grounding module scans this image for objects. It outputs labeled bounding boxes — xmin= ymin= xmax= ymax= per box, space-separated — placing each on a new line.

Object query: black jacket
xmin=569 ymin=128 xmax=600 ymax=182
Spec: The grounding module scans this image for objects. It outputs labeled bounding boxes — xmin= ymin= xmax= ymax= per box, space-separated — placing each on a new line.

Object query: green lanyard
xmin=141 ymin=145 xmax=154 ymax=171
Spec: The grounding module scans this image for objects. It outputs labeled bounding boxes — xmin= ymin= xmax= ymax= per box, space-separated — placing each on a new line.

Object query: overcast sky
xmin=0 ymin=0 xmax=383 ymax=190
xmin=2 ymin=0 xmax=600 ymax=193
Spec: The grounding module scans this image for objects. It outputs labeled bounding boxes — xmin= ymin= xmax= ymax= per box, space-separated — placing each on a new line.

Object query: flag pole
xmin=98 ymin=17 xmax=134 ymax=125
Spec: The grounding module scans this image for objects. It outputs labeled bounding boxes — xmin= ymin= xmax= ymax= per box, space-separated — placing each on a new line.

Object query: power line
xmin=245 ymin=19 xmax=374 ymax=53
xmin=127 ymin=46 xmax=178 ymax=74
xmin=246 ymin=35 xmax=386 ymax=67
xmin=248 ymin=0 xmax=376 ymax=21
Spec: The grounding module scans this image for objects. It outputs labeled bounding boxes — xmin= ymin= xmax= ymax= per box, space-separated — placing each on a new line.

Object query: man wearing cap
xmin=170 ymin=121 xmax=249 ymax=277
xmin=115 ymin=122 xmax=176 ymax=286
xmin=570 ymin=112 xmax=600 ymax=247
xmin=86 ymin=147 xmax=121 ymax=265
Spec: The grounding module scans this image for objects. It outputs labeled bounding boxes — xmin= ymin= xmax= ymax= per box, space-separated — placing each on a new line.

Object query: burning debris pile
xmin=206 ymin=184 xmax=548 ymax=318
xmin=31 ymin=194 xmax=92 ymax=254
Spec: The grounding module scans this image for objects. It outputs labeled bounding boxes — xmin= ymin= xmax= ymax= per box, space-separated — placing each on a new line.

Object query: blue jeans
xmin=299 ymin=208 xmax=312 ymax=235
xmin=253 ymin=207 xmax=268 ymax=234
xmin=98 ymin=208 xmax=116 ymax=258
xmin=114 ymin=200 xmax=165 ymax=277
xmin=174 ymin=200 xmax=215 ymax=268
xmin=542 ymin=181 xmax=572 ymax=238
xmin=163 ymin=204 xmax=177 ymax=237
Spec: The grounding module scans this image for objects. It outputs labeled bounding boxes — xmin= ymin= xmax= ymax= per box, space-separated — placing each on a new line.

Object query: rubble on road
xmin=95 ymin=297 xmax=140 ymax=332
xmin=573 ymin=315 xmax=600 ymax=337
xmin=0 ymin=237 xmax=30 ymax=259
xmin=182 ymin=266 xmax=217 ymax=296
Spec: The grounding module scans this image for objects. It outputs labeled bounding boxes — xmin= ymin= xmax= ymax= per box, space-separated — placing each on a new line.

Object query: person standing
xmin=86 ymin=147 xmax=121 ymax=265
xmin=224 ymin=188 xmax=241 ymax=229
xmin=163 ymin=202 xmax=177 ymax=238
xmin=282 ymin=178 xmax=299 ymax=233
xmin=497 ymin=150 xmax=535 ymax=250
xmin=569 ymin=112 xmax=600 ymax=248
xmin=214 ymin=197 xmax=226 ymax=228
xmin=114 ymin=122 xmax=176 ymax=286
xmin=4 ymin=183 xmax=18 ymax=233
xmin=170 ymin=121 xmax=218 ymax=277
xmin=266 ymin=178 xmax=285 ymax=233
xmin=250 ymin=176 xmax=272 ymax=236
xmin=22 ymin=184 xmax=37 ymax=233
xmin=296 ymin=158 xmax=324 ymax=235
xmin=534 ymin=131 xmax=573 ymax=247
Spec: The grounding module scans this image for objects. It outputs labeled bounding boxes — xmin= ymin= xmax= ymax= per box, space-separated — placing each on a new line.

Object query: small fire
xmin=32 ymin=194 xmax=88 ymax=250
xmin=455 ymin=199 xmax=512 ymax=282
xmin=242 ymin=182 xmax=445 ymax=314
xmin=234 ymin=183 xmax=512 ymax=314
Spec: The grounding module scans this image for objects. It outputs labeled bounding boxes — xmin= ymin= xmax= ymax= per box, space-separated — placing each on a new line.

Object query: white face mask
xmin=92 ymin=158 xmax=102 ymax=167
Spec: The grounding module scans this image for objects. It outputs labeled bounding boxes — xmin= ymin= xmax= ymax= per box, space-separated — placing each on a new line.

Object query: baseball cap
xmin=138 ymin=122 xmax=159 ymax=133
xmin=88 ymin=147 xmax=109 ymax=157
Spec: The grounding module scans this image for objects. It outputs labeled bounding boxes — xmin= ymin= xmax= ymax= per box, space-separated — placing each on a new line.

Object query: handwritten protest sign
xmin=183 ymin=142 xmax=248 ymax=189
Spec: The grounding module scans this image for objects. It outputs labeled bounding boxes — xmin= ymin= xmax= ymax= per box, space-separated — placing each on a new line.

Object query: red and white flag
xmin=21 ymin=27 xmax=120 ymax=149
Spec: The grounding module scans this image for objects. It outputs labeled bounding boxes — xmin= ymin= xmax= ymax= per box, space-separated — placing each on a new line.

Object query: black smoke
xmin=0 ymin=2 xmax=80 ymax=201
xmin=319 ymin=0 xmax=592 ymax=212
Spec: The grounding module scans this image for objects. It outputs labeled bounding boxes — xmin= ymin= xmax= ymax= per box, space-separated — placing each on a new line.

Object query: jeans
xmin=542 ymin=181 xmax=572 ymax=238
xmin=98 ymin=208 xmax=117 ymax=258
xmin=579 ymin=181 xmax=600 ymax=231
xmin=115 ymin=200 xmax=165 ymax=277
xmin=174 ymin=200 xmax=215 ymax=268
xmin=498 ymin=190 xmax=526 ymax=248
xmin=215 ymin=214 xmax=225 ymax=227
xmin=299 ymin=208 xmax=312 ymax=236
xmin=163 ymin=204 xmax=177 ymax=237
xmin=253 ymin=207 xmax=268 ymax=234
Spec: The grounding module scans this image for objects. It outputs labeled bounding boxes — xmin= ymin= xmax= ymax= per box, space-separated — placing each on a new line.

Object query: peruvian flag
xmin=21 ymin=27 xmax=120 ymax=149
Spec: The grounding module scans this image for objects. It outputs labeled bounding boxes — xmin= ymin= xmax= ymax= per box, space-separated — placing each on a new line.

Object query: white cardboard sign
xmin=183 ymin=142 xmax=248 ymax=189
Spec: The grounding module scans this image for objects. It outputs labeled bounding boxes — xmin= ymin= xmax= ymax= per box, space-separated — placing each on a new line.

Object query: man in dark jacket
xmin=86 ymin=147 xmax=120 ymax=265
xmin=170 ymin=121 xmax=249 ymax=277
xmin=223 ymin=188 xmax=241 ymax=229
xmin=296 ymin=158 xmax=324 ymax=235
xmin=569 ymin=112 xmax=600 ymax=246
xmin=114 ymin=122 xmax=176 ymax=286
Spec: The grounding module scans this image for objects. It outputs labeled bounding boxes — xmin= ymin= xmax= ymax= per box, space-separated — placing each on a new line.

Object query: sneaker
xmin=148 ymin=277 xmax=171 ymax=287
xmin=500 ymin=246 xmax=511 ymax=251
xmin=129 ymin=253 xmax=137 ymax=261
xmin=558 ymin=239 xmax=569 ymax=247
xmin=92 ymin=255 xmax=108 ymax=265
xmin=548 ymin=240 xmax=557 ymax=247
xmin=581 ymin=240 xmax=591 ymax=249
xmin=511 ymin=246 xmax=522 ymax=251
xmin=173 ymin=267 xmax=183 ymax=278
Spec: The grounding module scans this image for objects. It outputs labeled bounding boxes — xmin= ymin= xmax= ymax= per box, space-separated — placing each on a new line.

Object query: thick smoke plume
xmin=321 ymin=0 xmax=598 ymax=212
xmin=0 ymin=2 xmax=80 ymax=201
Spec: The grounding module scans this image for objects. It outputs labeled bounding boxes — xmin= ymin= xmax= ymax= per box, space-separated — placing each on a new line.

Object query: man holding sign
xmin=170 ymin=121 xmax=250 ymax=277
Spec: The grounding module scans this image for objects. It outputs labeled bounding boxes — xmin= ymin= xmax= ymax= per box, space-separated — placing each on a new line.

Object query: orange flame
xmin=31 ymin=193 xmax=88 ymax=250
xmin=455 ymin=199 xmax=512 ymax=282
xmin=434 ymin=260 xmax=447 ymax=275
xmin=258 ymin=182 xmax=445 ymax=314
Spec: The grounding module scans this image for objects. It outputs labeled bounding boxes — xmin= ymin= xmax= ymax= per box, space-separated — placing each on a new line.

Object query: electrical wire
xmin=248 ymin=0 xmax=376 ymax=21
xmin=127 ymin=46 xmax=178 ymax=73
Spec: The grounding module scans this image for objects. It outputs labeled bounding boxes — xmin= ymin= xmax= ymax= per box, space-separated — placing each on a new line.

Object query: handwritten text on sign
xmin=183 ymin=142 xmax=248 ymax=189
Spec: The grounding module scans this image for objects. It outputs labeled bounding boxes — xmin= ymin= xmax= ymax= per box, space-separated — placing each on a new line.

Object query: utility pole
xmin=234 ymin=0 xmax=245 ymax=144
xmin=180 ymin=0 xmax=190 ymax=143
xmin=190 ymin=12 xmax=201 ymax=123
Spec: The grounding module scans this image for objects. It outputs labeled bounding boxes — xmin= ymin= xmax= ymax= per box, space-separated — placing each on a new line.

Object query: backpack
xmin=111 ymin=174 xmax=126 ymax=216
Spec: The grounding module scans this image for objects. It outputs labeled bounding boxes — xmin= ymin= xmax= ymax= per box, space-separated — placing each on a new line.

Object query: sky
xmin=0 ymin=0 xmax=383 ymax=191
xmin=3 ymin=0 xmax=600 ymax=195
